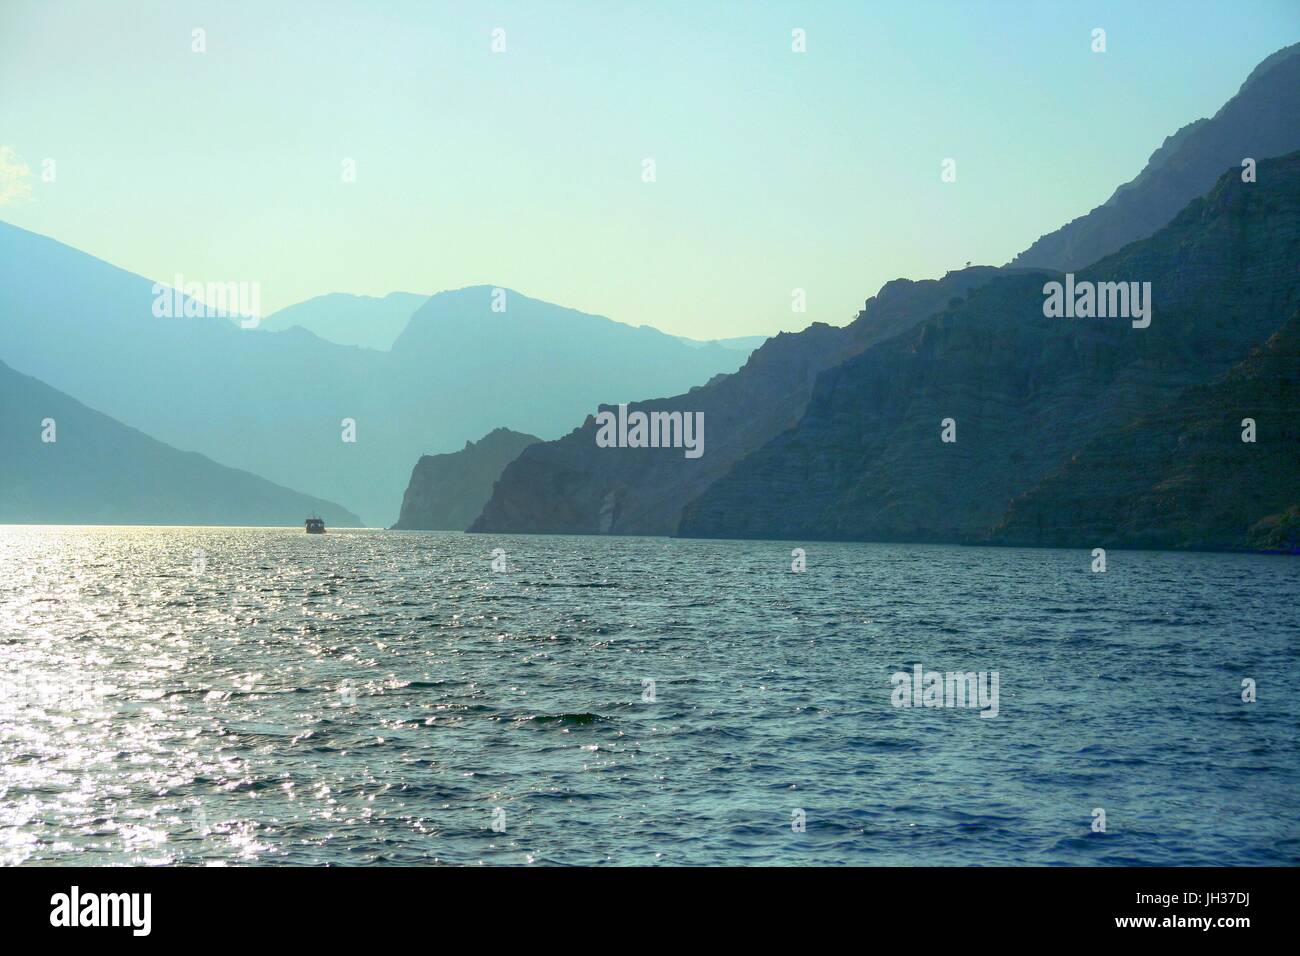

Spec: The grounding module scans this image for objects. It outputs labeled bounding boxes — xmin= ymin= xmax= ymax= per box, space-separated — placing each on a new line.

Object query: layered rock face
xmin=990 ymin=313 xmax=1300 ymax=552
xmin=470 ymin=268 xmax=999 ymax=535
xmin=1012 ymin=42 xmax=1300 ymax=271
xmin=678 ymin=153 xmax=1300 ymax=546
xmin=392 ymin=427 xmax=540 ymax=530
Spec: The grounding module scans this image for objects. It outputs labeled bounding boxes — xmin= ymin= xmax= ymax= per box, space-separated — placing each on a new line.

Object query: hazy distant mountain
xmin=678 ymin=153 xmax=1300 ymax=548
xmin=392 ymin=427 xmax=539 ymax=531
xmin=261 ymin=292 xmax=767 ymax=358
xmin=676 ymin=334 xmax=768 ymax=353
xmin=259 ymin=291 xmax=428 ymax=350
xmin=387 ymin=286 xmax=749 ymax=395
xmin=1012 ymin=42 xmax=1300 ymax=271
xmin=0 ymin=230 xmax=749 ymax=526
xmin=0 ymin=359 xmax=361 ymax=527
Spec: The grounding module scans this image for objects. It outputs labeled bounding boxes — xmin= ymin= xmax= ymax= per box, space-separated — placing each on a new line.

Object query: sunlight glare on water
xmin=0 ymin=526 xmax=1296 ymax=865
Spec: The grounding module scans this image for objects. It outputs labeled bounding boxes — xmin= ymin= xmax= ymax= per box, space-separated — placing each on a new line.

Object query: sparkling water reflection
xmin=1 ymin=526 xmax=1296 ymax=865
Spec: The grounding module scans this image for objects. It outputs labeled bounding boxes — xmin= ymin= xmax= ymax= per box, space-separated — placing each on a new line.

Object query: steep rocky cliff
xmin=393 ymin=427 xmax=539 ymax=530
xmin=469 ymin=268 xmax=999 ymax=535
xmin=471 ymin=46 xmax=1300 ymax=541
xmin=989 ymin=313 xmax=1300 ymax=552
xmin=1011 ymin=42 xmax=1300 ymax=271
xmin=678 ymin=153 xmax=1300 ymax=546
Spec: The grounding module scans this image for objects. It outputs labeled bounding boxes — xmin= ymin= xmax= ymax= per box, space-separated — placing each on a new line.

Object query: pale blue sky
xmin=1 ymin=0 xmax=1296 ymax=337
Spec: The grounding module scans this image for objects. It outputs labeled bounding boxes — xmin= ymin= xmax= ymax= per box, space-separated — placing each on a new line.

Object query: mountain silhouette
xmin=1012 ymin=42 xmax=1300 ymax=271
xmin=678 ymin=153 xmax=1300 ymax=548
xmin=471 ymin=44 xmax=1300 ymax=545
xmin=259 ymin=291 xmax=428 ymax=351
xmin=471 ymin=268 xmax=997 ymax=534
xmin=0 ymin=231 xmax=749 ymax=526
xmin=0 ymin=359 xmax=361 ymax=526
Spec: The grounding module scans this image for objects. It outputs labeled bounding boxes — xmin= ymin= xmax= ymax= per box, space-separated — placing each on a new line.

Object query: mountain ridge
xmin=0 ymin=358 xmax=362 ymax=527
xmin=0 ymin=226 xmax=749 ymax=525
xmin=470 ymin=268 xmax=1000 ymax=535
xmin=677 ymin=152 xmax=1300 ymax=548
xmin=1011 ymin=41 xmax=1300 ymax=271
xmin=260 ymin=291 xmax=428 ymax=351
xmin=469 ymin=45 xmax=1300 ymax=544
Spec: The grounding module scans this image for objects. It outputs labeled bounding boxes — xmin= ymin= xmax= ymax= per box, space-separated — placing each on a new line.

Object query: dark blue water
xmin=1 ymin=527 xmax=1296 ymax=865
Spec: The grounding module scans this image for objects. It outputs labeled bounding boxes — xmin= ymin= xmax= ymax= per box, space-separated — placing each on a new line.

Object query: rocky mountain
xmin=1012 ymin=41 xmax=1300 ymax=271
xmin=392 ymin=427 xmax=539 ymax=531
xmin=0 ymin=359 xmax=361 ymax=527
xmin=259 ymin=291 xmax=428 ymax=350
xmin=0 ymin=227 xmax=749 ymax=526
xmin=676 ymin=334 xmax=769 ymax=353
xmin=990 ymin=313 xmax=1300 ymax=552
xmin=258 ymin=292 xmax=767 ymax=358
xmin=677 ymin=153 xmax=1300 ymax=546
xmin=470 ymin=267 xmax=999 ymax=535
xmin=471 ymin=44 xmax=1300 ymax=544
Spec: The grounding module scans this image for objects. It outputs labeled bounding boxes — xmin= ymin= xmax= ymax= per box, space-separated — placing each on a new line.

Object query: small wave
xmin=517 ymin=712 xmax=608 ymax=726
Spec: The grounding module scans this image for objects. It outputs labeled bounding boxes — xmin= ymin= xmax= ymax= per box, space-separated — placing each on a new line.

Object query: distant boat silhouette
xmin=305 ymin=515 xmax=326 ymax=534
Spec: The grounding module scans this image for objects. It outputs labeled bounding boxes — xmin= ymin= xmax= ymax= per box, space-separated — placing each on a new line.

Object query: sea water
xmin=1 ymin=526 xmax=1295 ymax=866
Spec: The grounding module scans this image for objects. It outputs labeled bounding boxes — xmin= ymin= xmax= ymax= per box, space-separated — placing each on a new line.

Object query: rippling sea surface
xmin=1 ymin=526 xmax=1297 ymax=866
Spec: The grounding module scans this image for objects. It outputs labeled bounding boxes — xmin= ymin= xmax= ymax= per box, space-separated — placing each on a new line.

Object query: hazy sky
xmin=1 ymin=1 xmax=1296 ymax=338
